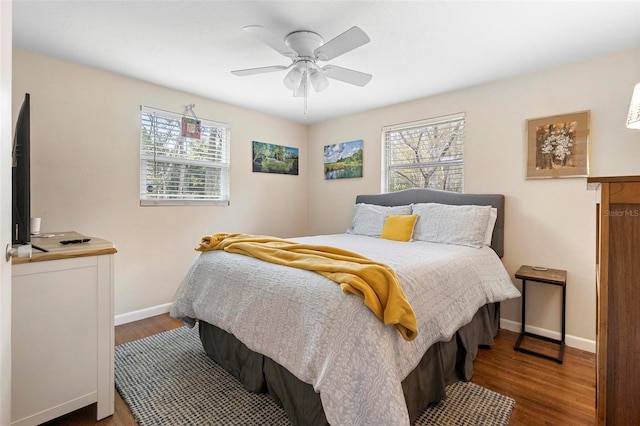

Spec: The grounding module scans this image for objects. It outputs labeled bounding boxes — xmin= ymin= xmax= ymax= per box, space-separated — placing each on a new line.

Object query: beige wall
xmin=307 ymin=47 xmax=640 ymax=348
xmin=12 ymin=48 xmax=308 ymax=316
xmin=12 ymin=46 xmax=640 ymax=348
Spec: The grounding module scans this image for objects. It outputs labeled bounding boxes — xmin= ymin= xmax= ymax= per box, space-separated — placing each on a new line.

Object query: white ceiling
xmin=12 ymin=1 xmax=640 ymax=124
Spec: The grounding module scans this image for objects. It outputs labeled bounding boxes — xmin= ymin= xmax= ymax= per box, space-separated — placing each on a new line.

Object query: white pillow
xmin=411 ymin=203 xmax=492 ymax=248
xmin=484 ymin=207 xmax=498 ymax=246
xmin=348 ymin=203 xmax=412 ymax=237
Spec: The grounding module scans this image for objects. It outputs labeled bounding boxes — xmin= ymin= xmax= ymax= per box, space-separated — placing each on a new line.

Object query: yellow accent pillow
xmin=380 ymin=214 xmax=418 ymax=242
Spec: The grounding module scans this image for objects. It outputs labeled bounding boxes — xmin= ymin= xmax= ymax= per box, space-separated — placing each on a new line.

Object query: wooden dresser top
xmin=587 ymin=175 xmax=640 ymax=183
xmin=12 ymin=231 xmax=117 ymax=264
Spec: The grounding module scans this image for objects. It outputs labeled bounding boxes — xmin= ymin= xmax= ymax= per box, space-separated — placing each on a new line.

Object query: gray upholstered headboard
xmin=355 ymin=188 xmax=505 ymax=258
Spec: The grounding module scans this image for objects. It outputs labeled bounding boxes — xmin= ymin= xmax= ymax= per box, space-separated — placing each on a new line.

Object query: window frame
xmin=381 ymin=112 xmax=465 ymax=193
xmin=139 ymin=105 xmax=230 ymax=206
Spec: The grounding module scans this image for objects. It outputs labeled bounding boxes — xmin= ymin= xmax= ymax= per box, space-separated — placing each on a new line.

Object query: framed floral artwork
xmin=526 ymin=111 xmax=590 ymax=179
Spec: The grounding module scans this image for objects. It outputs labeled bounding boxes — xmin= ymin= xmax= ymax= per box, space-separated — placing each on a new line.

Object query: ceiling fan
xmin=231 ymin=25 xmax=372 ymax=98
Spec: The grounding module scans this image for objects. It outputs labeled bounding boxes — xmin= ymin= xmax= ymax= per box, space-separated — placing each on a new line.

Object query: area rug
xmin=115 ymin=326 xmax=515 ymax=425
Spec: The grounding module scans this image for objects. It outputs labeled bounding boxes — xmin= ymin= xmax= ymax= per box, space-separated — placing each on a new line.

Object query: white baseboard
xmin=114 ymin=302 xmax=173 ymax=326
xmin=500 ymin=318 xmax=595 ymax=353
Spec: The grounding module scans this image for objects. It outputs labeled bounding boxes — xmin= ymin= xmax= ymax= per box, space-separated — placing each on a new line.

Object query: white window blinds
xmin=140 ymin=106 xmax=230 ymax=206
xmin=382 ymin=113 xmax=465 ymax=193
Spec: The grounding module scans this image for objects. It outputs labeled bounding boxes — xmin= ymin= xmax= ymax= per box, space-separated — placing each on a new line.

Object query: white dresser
xmin=11 ymin=232 xmax=116 ymax=425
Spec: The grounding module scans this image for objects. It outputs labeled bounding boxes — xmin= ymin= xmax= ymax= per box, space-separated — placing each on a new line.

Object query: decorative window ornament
xmin=181 ymin=104 xmax=201 ymax=139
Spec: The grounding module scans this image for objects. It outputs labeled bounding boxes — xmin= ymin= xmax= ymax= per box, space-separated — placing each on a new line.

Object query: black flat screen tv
xmin=12 ymin=93 xmax=31 ymax=245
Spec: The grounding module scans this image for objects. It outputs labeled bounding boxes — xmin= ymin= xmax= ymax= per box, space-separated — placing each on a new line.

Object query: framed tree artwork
xmin=526 ymin=111 xmax=590 ymax=179
xmin=252 ymin=141 xmax=299 ymax=175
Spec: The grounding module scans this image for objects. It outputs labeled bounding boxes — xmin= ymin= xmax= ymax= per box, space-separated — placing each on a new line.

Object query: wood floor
xmin=44 ymin=313 xmax=595 ymax=425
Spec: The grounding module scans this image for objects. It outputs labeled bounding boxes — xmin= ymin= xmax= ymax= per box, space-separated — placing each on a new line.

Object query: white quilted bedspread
xmin=170 ymin=234 xmax=520 ymax=425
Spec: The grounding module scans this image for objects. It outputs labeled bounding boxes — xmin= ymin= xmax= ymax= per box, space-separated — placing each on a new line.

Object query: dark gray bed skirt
xmin=198 ymin=303 xmax=499 ymax=425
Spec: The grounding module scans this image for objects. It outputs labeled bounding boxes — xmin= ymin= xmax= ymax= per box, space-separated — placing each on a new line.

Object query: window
xmin=382 ymin=113 xmax=465 ymax=193
xmin=140 ymin=106 xmax=230 ymax=206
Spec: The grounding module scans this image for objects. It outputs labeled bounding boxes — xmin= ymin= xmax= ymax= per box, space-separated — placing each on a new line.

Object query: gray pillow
xmin=412 ymin=203 xmax=491 ymax=248
xmin=348 ymin=203 xmax=412 ymax=237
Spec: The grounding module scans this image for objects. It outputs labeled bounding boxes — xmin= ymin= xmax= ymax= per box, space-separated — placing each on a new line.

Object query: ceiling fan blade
xmin=314 ymin=26 xmax=370 ymax=61
xmin=323 ymin=65 xmax=372 ymax=87
xmin=231 ymin=65 xmax=289 ymax=77
xmin=243 ymin=25 xmax=297 ymax=58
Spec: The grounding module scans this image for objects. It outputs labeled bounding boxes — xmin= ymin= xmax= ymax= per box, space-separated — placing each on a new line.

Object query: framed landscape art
xmin=324 ymin=140 xmax=363 ymax=180
xmin=526 ymin=111 xmax=590 ymax=179
xmin=252 ymin=141 xmax=299 ymax=175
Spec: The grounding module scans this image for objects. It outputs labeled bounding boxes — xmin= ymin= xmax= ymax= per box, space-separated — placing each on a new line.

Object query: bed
xmin=170 ymin=188 xmax=520 ymax=425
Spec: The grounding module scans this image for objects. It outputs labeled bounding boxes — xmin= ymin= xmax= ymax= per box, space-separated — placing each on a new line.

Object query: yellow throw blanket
xmin=197 ymin=233 xmax=418 ymax=341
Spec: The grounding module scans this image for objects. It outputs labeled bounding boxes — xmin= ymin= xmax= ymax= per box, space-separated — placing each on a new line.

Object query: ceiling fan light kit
xmin=309 ymin=68 xmax=329 ymax=92
xmin=232 ymin=25 xmax=372 ymax=112
xmin=283 ymin=65 xmax=305 ymax=90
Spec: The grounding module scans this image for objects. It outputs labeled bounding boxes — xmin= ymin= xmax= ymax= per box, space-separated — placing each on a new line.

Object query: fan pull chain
xmin=304 ymin=62 xmax=308 ymax=115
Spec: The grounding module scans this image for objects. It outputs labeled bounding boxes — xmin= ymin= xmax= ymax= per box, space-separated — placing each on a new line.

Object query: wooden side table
xmin=513 ymin=265 xmax=567 ymax=364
